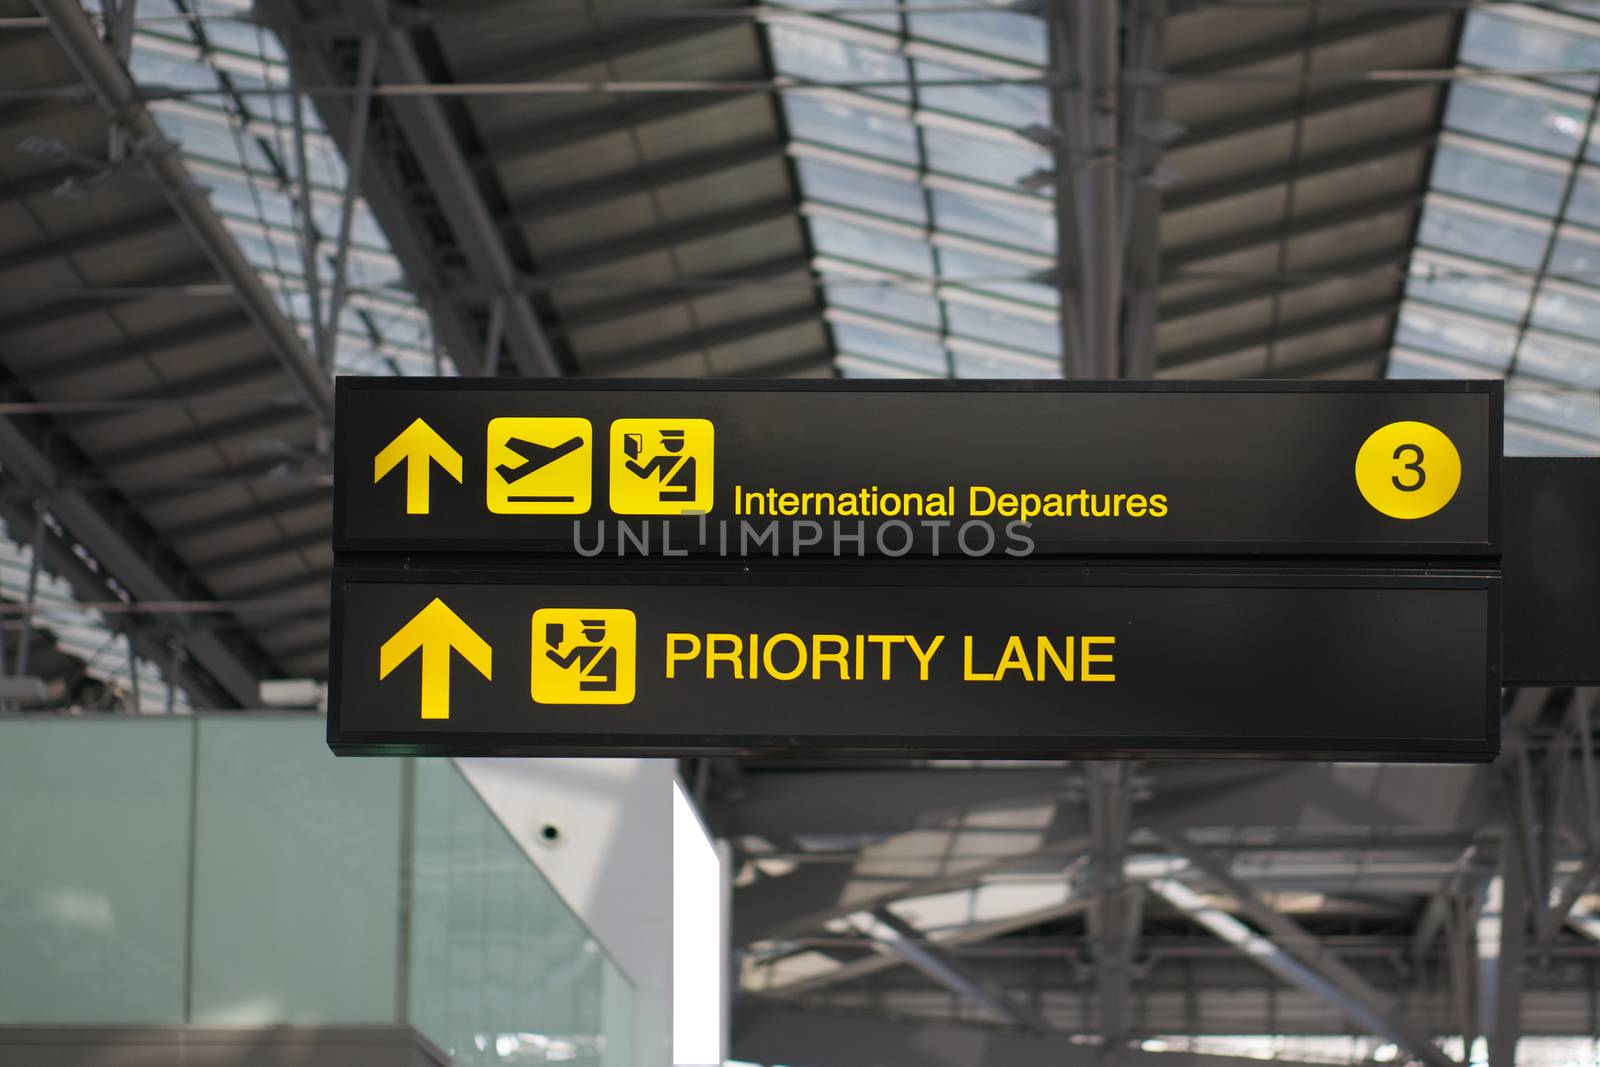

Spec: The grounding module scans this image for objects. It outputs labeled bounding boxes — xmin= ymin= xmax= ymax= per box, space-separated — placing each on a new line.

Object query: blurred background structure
xmin=0 ymin=1 xmax=1598 ymax=1066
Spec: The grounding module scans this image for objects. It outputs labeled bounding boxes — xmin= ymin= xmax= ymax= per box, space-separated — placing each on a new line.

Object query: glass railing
xmin=0 ymin=716 xmax=633 ymax=1065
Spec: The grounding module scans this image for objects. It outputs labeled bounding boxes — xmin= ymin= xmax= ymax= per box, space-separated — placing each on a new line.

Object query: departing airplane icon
xmin=496 ymin=435 xmax=584 ymax=491
xmin=485 ymin=417 xmax=593 ymax=514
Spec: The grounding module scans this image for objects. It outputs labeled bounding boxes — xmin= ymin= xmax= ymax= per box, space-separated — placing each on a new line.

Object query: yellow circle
xmin=1354 ymin=420 xmax=1462 ymax=520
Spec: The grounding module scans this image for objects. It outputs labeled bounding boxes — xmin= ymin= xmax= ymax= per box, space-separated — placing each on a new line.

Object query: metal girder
xmin=189 ymin=525 xmax=329 ymax=575
xmin=1089 ymin=762 xmax=1135 ymax=1045
xmin=0 ymin=487 xmax=232 ymax=709
xmin=594 ymin=304 xmax=821 ymax=375
xmin=864 ymin=908 xmax=1048 ymax=1033
xmin=108 ymin=406 xmax=311 ymax=469
xmin=0 ymin=376 xmax=275 ymax=706
xmin=268 ymin=23 xmax=482 ymax=376
xmin=228 ymin=567 xmax=331 ymax=604
xmin=510 ymin=137 xmax=784 ymax=220
xmin=733 ymin=763 xmax=1488 ymax=845
xmin=733 ymin=1000 xmax=1347 ymax=1067
xmin=1162 ymin=245 xmax=1412 ymax=325
xmin=131 ymin=454 xmax=327 ymax=509
xmin=1043 ymin=0 xmax=1165 ymax=378
xmin=767 ymin=896 xmax=1089 ymax=997
xmin=1156 ymin=836 xmax=1455 ymax=1067
xmin=736 ymin=829 xmax=1091 ymax=947
xmin=1120 ymin=0 xmax=1167 ymax=378
xmin=341 ymin=0 xmax=558 ymax=376
xmin=470 ymin=16 xmax=730 ymax=83
xmin=553 ymin=197 xmax=798 ymax=275
xmin=477 ymin=93 xmax=750 ymax=165
xmin=266 ymin=0 xmax=560 ymax=377
xmin=0 ymin=207 xmax=176 ymax=275
xmin=734 ymin=762 xmax=1490 ymax=948
xmin=557 ymin=251 xmax=812 ymax=329
xmin=1173 ymin=82 xmax=1425 ymax=152
xmin=1168 ymin=9 xmax=1444 ymax=77
xmin=1536 ymin=691 xmax=1600 ymax=944
xmin=32 ymin=0 xmax=333 ymax=424
xmin=0 ymin=165 xmax=104 ymax=205
xmin=1165 ymin=129 xmax=1435 ymax=213
xmin=1161 ymin=295 xmax=1398 ymax=371
xmin=1164 ymin=189 xmax=1423 ymax=273
xmin=0 ymin=260 xmax=218 ymax=336
xmin=727 ymin=766 xmax=1076 ymax=840
xmin=23 ymin=312 xmax=255 ymax=388
xmin=740 ymin=349 xmax=834 ymax=378
xmin=162 ymin=487 xmax=330 ymax=543
xmin=121 ymin=358 xmax=290 ymax=405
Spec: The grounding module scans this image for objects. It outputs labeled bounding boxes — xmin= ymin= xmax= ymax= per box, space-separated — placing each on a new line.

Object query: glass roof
xmin=97 ymin=0 xmax=445 ymax=379
xmin=1389 ymin=3 xmax=1600 ymax=455
xmin=0 ymin=0 xmax=436 ymax=710
xmin=0 ymin=514 xmax=187 ymax=713
xmin=763 ymin=1 xmax=1061 ymax=380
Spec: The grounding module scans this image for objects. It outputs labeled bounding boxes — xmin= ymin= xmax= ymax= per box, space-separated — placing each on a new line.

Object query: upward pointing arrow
xmin=379 ymin=598 xmax=492 ymax=720
xmin=373 ymin=418 xmax=463 ymax=515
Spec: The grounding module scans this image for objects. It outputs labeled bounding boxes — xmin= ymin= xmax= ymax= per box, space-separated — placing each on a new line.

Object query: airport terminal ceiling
xmin=1 ymin=1 xmax=1600 ymax=1065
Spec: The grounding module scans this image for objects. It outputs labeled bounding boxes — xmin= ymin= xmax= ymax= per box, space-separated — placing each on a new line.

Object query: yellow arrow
xmin=373 ymin=418 xmax=463 ymax=515
xmin=378 ymin=598 xmax=492 ymax=720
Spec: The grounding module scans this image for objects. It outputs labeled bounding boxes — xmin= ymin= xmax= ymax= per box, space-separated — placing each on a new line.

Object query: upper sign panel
xmin=335 ymin=379 xmax=1501 ymax=557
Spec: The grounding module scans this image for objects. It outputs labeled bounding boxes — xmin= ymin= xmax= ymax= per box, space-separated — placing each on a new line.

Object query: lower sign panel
xmin=329 ymin=567 xmax=1499 ymax=760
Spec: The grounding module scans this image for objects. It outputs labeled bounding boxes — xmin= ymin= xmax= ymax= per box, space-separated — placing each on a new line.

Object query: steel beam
xmin=477 ymin=93 xmax=748 ymax=165
xmin=0 ymin=379 xmax=274 ymax=706
xmin=734 ymin=1000 xmax=1390 ymax=1067
xmin=469 ymin=16 xmax=730 ymax=83
xmin=1162 ymin=245 xmax=1412 ymax=324
xmin=161 ymin=487 xmax=331 ymax=543
xmin=1165 ymin=189 xmax=1422 ymax=273
xmin=32 ymin=0 xmax=333 ymax=424
xmin=23 ymin=312 xmax=255 ymax=387
xmin=0 ymin=487 xmax=230 ymax=708
xmin=1168 ymin=10 xmax=1444 ymax=77
xmin=594 ymin=304 xmax=820 ymax=375
xmin=553 ymin=197 xmax=797 ymax=275
xmin=1089 ymin=762 xmax=1134 ymax=1044
xmin=107 ymin=406 xmax=311 ymax=469
xmin=268 ymin=22 xmax=485 ymax=376
xmin=1120 ymin=0 xmax=1167 ymax=378
xmin=319 ymin=33 xmax=378 ymax=372
xmin=767 ymin=896 xmax=1089 ymax=997
xmin=0 ymin=208 xmax=176 ymax=274
xmin=509 ymin=137 xmax=784 ymax=219
xmin=1164 ymin=129 xmax=1435 ymax=214
xmin=1160 ymin=295 xmax=1398 ymax=371
xmin=1157 ymin=836 xmax=1456 ymax=1067
xmin=189 ymin=525 xmax=329 ymax=575
xmin=865 ymin=907 xmax=1049 ymax=1033
xmin=1173 ymin=82 xmax=1424 ymax=153
xmin=344 ymin=0 xmax=559 ymax=376
xmin=1485 ymin=840 xmax=1529 ymax=1067
xmin=1043 ymin=0 xmax=1086 ymax=376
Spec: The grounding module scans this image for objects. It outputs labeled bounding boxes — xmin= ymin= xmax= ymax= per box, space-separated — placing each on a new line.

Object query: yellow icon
xmin=1354 ymin=420 xmax=1462 ymax=520
xmin=379 ymin=597 xmax=492 ymax=720
xmin=609 ymin=418 xmax=714 ymax=514
xmin=374 ymin=418 xmax=463 ymax=515
xmin=531 ymin=608 xmax=636 ymax=705
xmin=486 ymin=417 xmax=593 ymax=514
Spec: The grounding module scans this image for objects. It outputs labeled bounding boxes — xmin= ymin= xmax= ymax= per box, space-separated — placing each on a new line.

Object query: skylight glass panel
xmin=768 ymin=1 xmax=1060 ymax=380
xmin=111 ymin=0 xmax=443 ymax=381
xmin=1390 ymin=3 xmax=1600 ymax=454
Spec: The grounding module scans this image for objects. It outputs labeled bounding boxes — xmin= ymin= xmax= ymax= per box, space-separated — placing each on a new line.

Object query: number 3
xmin=1392 ymin=444 xmax=1426 ymax=492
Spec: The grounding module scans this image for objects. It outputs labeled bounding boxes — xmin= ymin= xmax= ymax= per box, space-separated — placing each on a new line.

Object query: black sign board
xmin=329 ymin=565 xmax=1500 ymax=761
xmin=335 ymin=379 xmax=1501 ymax=558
